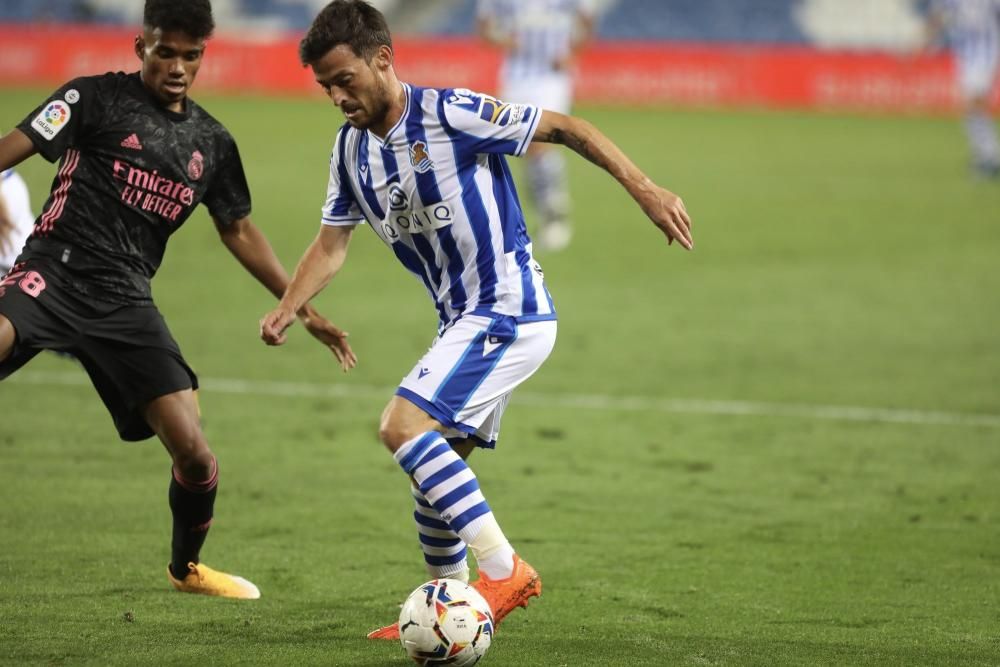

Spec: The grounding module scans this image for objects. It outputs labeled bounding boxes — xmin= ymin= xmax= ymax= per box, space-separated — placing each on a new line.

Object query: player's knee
xmin=378 ymin=416 xmax=417 ymax=453
xmin=171 ymin=440 xmax=215 ymax=481
xmin=160 ymin=419 xmax=213 ymax=474
xmin=378 ymin=421 xmax=403 ymax=452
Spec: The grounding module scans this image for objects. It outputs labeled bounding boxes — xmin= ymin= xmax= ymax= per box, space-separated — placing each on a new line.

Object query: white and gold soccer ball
xmin=398 ymin=578 xmax=494 ymax=666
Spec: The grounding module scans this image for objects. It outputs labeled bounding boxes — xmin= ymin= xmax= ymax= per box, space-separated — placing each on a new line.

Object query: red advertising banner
xmin=0 ymin=24 xmax=994 ymax=113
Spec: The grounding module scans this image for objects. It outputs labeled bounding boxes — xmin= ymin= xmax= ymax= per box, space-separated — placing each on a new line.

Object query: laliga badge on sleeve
xmin=31 ymin=100 xmax=72 ymax=141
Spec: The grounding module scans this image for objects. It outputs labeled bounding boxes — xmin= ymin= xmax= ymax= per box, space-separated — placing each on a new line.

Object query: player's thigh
xmin=0 ymin=313 xmax=14 ymax=362
xmin=78 ymin=306 xmax=198 ymax=442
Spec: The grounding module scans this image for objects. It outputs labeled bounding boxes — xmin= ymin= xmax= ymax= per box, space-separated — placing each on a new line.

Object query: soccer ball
xmin=398 ymin=578 xmax=494 ymax=666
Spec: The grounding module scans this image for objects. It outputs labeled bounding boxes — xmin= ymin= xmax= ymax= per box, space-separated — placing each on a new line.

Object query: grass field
xmin=1 ymin=87 xmax=999 ymax=666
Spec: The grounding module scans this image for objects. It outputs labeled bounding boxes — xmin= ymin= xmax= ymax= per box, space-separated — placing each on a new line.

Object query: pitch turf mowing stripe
xmin=13 ymin=369 xmax=1000 ymax=429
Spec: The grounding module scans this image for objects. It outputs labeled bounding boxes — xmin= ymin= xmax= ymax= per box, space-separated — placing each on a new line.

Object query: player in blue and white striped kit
xmin=0 ymin=167 xmax=34 ymax=277
xmin=477 ymin=0 xmax=594 ymax=250
xmin=929 ymin=0 xmax=1000 ymax=175
xmin=259 ymin=0 xmax=691 ymax=637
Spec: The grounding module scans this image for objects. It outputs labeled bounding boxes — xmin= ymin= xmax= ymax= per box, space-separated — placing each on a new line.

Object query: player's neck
xmin=369 ymin=79 xmax=406 ymax=140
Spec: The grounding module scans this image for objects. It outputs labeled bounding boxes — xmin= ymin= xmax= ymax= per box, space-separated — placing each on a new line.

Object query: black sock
xmin=168 ymin=460 xmax=218 ymax=580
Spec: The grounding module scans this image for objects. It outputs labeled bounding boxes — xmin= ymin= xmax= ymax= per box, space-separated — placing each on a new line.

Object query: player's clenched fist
xmin=260 ymin=307 xmax=296 ymax=346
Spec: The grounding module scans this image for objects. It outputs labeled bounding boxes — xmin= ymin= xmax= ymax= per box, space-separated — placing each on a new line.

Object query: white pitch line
xmin=9 ymin=369 xmax=1000 ymax=429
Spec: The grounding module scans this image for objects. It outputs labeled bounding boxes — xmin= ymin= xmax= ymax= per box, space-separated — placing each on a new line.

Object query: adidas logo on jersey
xmin=121 ymin=133 xmax=143 ymax=150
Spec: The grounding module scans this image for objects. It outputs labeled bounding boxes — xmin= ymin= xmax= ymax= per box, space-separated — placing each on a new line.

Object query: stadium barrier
xmin=1 ymin=24 xmax=996 ymax=113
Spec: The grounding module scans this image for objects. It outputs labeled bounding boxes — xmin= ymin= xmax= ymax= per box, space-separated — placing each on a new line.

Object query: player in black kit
xmin=0 ymin=0 xmax=357 ymax=599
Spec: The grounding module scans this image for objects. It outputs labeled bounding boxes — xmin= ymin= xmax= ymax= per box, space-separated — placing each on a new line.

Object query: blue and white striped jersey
xmin=1 ymin=168 xmax=35 ymax=271
xmin=934 ymin=0 xmax=1000 ymax=65
xmin=321 ymin=83 xmax=556 ymax=330
xmin=477 ymin=0 xmax=592 ymax=79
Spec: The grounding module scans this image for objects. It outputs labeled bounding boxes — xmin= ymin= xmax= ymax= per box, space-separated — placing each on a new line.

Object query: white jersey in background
xmin=934 ymin=0 xmax=1000 ymax=95
xmin=477 ymin=0 xmax=592 ymax=111
xmin=0 ymin=169 xmax=35 ymax=272
xmin=321 ymin=84 xmax=555 ymax=331
xmin=477 ymin=0 xmax=591 ymax=80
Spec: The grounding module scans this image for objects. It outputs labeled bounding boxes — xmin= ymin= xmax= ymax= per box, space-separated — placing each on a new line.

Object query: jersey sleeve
xmin=321 ymin=127 xmax=364 ymax=227
xmin=440 ymin=88 xmax=541 ymax=158
xmin=16 ymin=77 xmax=103 ymax=163
xmin=202 ymin=134 xmax=252 ymax=226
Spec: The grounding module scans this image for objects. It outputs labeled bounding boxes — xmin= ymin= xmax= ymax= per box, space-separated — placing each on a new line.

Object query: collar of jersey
xmin=131 ymin=72 xmax=192 ymax=121
xmin=372 ymin=82 xmax=410 ymax=147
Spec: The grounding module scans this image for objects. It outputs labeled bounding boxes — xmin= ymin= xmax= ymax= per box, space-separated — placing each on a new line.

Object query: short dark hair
xmin=299 ymin=0 xmax=392 ymax=65
xmin=143 ymin=0 xmax=215 ymax=39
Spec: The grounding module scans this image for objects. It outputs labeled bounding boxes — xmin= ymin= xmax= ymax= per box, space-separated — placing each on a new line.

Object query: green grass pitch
xmin=1 ymin=88 xmax=999 ymax=666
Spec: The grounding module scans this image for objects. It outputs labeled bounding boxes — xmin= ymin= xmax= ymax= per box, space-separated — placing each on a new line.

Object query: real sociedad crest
xmin=187 ymin=150 xmax=204 ymax=181
xmin=408 ymin=141 xmax=434 ymax=173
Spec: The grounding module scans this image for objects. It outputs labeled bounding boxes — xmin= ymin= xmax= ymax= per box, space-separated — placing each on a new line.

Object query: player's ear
xmin=134 ymin=34 xmax=145 ymax=61
xmin=374 ymin=45 xmax=393 ymax=70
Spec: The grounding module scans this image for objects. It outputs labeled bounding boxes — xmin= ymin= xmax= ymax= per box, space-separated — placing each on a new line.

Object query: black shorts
xmin=0 ymin=260 xmax=198 ymax=441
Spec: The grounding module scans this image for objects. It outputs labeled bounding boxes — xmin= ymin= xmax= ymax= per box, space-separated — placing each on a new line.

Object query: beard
xmin=348 ymin=76 xmax=392 ymax=130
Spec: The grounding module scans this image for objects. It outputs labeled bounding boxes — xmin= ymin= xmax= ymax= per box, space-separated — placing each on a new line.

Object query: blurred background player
xmin=927 ymin=0 xmax=1000 ymax=177
xmin=477 ymin=0 xmax=594 ymax=250
xmin=0 ymin=163 xmax=34 ymax=277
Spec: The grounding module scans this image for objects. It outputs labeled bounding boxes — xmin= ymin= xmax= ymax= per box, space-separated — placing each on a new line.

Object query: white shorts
xmin=500 ymin=73 xmax=573 ymax=114
xmin=957 ymin=56 xmax=999 ymax=98
xmin=396 ymin=314 xmax=557 ymax=448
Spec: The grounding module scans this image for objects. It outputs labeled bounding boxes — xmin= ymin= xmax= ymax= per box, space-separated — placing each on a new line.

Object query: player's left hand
xmin=639 ymin=185 xmax=693 ymax=250
xmin=301 ymin=313 xmax=357 ymax=372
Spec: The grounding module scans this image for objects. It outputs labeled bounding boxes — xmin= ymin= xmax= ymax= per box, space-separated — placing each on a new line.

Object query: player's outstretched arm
xmin=260 ymin=224 xmax=354 ymax=356
xmin=532 ymin=110 xmax=693 ymax=249
xmin=0 ymin=130 xmax=37 ymax=173
xmin=217 ymin=215 xmax=356 ymax=371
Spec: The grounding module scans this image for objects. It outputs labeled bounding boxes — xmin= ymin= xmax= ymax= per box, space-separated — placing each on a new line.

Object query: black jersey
xmin=16 ymin=72 xmax=251 ymax=305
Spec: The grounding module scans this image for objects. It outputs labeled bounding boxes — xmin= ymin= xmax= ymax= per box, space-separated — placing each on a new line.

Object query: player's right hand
xmin=260 ymin=307 xmax=296 ymax=346
xmin=640 ymin=185 xmax=693 ymax=250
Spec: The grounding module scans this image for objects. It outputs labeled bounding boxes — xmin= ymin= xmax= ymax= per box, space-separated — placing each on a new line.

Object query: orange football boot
xmin=470 ymin=554 xmax=541 ymax=625
xmin=366 ymin=623 xmax=400 ymax=640
xmin=167 ymin=562 xmax=260 ymax=599
xmin=367 ymin=554 xmax=540 ymax=640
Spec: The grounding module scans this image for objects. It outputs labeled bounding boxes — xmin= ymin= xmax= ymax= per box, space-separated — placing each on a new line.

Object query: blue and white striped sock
xmin=411 ymin=485 xmax=469 ymax=582
xmin=395 ymin=432 xmax=516 ymax=579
